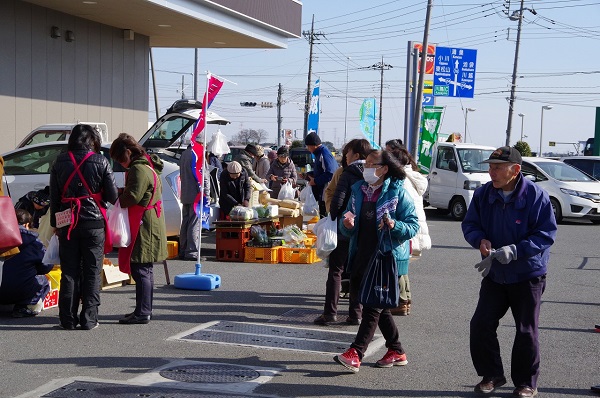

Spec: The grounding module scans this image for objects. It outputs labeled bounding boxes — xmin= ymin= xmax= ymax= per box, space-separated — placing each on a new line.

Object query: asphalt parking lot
xmin=1 ymin=211 xmax=599 ymax=398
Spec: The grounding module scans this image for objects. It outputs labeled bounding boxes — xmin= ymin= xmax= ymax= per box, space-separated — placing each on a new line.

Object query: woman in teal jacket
xmin=334 ymin=150 xmax=419 ymax=373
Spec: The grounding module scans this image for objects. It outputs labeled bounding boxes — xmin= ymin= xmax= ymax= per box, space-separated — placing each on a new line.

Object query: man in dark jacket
xmin=305 ymin=132 xmax=338 ymax=217
xmin=0 ymin=209 xmax=53 ymax=317
xmin=178 ymin=143 xmax=211 ymax=260
xmin=462 ymin=147 xmax=557 ymax=398
xmin=218 ymin=161 xmax=251 ymax=219
xmin=14 ymin=186 xmax=50 ymax=229
xmin=234 ymin=144 xmax=265 ymax=184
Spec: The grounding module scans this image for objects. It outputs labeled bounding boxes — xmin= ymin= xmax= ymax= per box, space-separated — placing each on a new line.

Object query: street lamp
xmin=464 ymin=108 xmax=476 ymax=142
xmin=539 ymin=105 xmax=553 ymax=156
xmin=518 ymin=113 xmax=525 ymax=142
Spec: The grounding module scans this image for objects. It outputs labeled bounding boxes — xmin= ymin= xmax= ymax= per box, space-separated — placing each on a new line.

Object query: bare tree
xmin=255 ymin=129 xmax=268 ymax=144
xmin=233 ymin=128 xmax=270 ymax=144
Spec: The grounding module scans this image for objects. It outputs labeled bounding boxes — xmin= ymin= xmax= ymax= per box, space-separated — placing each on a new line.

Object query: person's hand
xmin=243 ymin=200 xmax=249 ymax=207
xmin=494 ymin=244 xmax=517 ymax=264
xmin=342 ymin=217 xmax=354 ymax=229
xmin=270 ymin=175 xmax=277 ymax=181
xmin=281 ymin=177 xmax=288 ymax=183
xmin=262 ymin=179 xmax=268 ymax=184
xmin=479 ymin=239 xmax=492 ymax=257
xmin=474 ymin=253 xmax=494 ymax=277
xmin=379 ymin=213 xmax=395 ymax=230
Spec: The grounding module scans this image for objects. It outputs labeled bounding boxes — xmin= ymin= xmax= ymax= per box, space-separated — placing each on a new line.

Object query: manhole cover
xmin=159 ymin=364 xmax=260 ymax=383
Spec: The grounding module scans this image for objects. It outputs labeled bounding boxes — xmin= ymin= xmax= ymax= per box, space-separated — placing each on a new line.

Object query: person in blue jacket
xmin=333 ymin=149 xmax=419 ymax=373
xmin=0 ymin=209 xmax=53 ymax=317
xmin=304 ymin=132 xmax=338 ymax=217
xmin=462 ymin=146 xmax=557 ymax=398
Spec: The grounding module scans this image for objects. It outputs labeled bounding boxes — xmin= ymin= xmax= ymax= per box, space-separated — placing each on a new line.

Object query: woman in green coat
xmin=110 ymin=133 xmax=167 ymax=325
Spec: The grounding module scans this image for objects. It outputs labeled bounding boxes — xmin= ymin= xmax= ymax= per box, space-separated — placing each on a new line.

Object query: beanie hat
xmin=255 ymin=145 xmax=264 ymax=157
xmin=277 ymin=146 xmax=289 ymax=156
xmin=304 ymin=132 xmax=321 ymax=146
xmin=32 ymin=187 xmax=50 ymax=206
xmin=244 ymin=144 xmax=258 ymax=157
xmin=227 ymin=161 xmax=242 ymax=174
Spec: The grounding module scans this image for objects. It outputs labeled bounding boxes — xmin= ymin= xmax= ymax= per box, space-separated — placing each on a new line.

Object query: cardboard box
xmin=101 ymin=261 xmax=130 ymax=290
xmin=280 ymin=214 xmax=303 ymax=229
xmin=167 ymin=240 xmax=179 ymax=259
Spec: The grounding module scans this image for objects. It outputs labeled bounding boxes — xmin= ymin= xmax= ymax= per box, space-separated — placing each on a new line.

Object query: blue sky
xmin=151 ymin=0 xmax=600 ymax=155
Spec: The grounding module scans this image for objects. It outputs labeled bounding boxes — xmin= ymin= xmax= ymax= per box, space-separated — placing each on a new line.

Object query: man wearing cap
xmin=304 ymin=132 xmax=338 ymax=217
xmin=14 ymin=186 xmax=50 ymax=229
xmin=462 ymin=146 xmax=557 ymax=397
xmin=266 ymin=146 xmax=297 ymax=199
xmin=234 ymin=144 xmax=266 ymax=184
xmin=218 ymin=161 xmax=251 ymax=220
xmin=178 ymin=142 xmax=211 ymax=261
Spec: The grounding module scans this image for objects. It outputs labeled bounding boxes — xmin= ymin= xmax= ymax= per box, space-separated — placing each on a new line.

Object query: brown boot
xmin=390 ymin=300 xmax=410 ymax=316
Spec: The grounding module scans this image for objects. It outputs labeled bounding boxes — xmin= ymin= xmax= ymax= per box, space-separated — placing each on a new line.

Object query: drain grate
xmin=178 ymin=320 xmax=358 ymax=355
xmin=159 ymin=364 xmax=260 ymax=383
xmin=42 ymin=380 xmax=253 ymax=397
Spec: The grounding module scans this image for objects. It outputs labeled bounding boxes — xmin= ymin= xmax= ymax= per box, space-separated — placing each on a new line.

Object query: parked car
xmin=561 ymin=156 xmax=600 ymax=180
xmin=521 ymin=157 xmax=600 ymax=224
xmin=17 ymin=123 xmax=109 ymax=148
xmin=1 ymin=141 xmax=183 ymax=237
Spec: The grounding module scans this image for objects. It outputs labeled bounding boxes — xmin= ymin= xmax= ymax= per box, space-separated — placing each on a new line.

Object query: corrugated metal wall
xmin=0 ymin=0 xmax=149 ymax=153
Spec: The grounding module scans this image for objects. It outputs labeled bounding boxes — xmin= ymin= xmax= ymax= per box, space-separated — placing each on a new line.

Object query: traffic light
xmin=240 ymin=102 xmax=257 ymax=107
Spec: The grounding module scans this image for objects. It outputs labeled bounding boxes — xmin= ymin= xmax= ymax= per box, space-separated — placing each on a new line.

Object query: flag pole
xmin=195 ymin=71 xmax=211 ymax=266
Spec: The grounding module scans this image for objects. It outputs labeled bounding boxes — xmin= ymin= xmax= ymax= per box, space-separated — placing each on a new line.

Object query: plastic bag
xmin=42 ymin=234 xmax=60 ymax=265
xmin=279 ymin=225 xmax=306 ymax=244
xmin=36 ymin=212 xmax=53 ymax=248
xmin=278 ymin=182 xmax=294 ymax=200
xmin=299 ymin=185 xmax=311 ymax=202
xmin=301 ymin=186 xmax=319 ymax=217
xmin=108 ymin=200 xmax=131 ymax=248
xmin=315 ymin=215 xmax=337 ymax=259
xmin=208 ymin=129 xmax=230 ymax=156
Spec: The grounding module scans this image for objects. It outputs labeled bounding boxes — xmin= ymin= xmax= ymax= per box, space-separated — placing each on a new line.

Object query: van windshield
xmin=457 ymin=149 xmax=494 ymax=173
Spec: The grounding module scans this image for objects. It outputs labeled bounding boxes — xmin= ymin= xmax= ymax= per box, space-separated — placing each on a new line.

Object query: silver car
xmin=1 ymin=142 xmax=182 ymax=237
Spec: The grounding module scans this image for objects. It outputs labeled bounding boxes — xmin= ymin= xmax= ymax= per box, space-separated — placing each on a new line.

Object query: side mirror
xmin=448 ymin=159 xmax=458 ymax=172
xmin=524 ymin=174 xmax=536 ymax=182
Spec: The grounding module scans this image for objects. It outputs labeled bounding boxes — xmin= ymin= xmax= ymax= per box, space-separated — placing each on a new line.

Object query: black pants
xmin=130 ymin=262 xmax=154 ymax=317
xmin=351 ymin=306 xmax=404 ymax=359
xmin=470 ymin=275 xmax=546 ymax=389
xmin=58 ymin=227 xmax=104 ymax=329
xmin=322 ymin=239 xmax=349 ymax=317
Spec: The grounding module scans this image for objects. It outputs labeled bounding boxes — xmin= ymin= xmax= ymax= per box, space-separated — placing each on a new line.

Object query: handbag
xmin=358 ymin=228 xmax=400 ymax=309
xmin=0 ymin=196 xmax=23 ymax=253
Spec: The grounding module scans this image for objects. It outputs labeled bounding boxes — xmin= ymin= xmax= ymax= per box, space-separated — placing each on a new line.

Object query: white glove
xmin=474 ymin=249 xmax=496 ymax=277
xmin=493 ymin=244 xmax=517 ymax=264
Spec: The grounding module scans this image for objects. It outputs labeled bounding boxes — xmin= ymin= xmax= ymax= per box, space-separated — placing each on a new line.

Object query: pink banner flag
xmin=191 ymin=75 xmax=224 ymax=223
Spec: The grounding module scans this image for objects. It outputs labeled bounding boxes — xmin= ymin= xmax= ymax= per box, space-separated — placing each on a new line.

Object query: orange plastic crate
xmin=303 ymin=237 xmax=316 ymax=247
xmin=216 ymin=227 xmax=250 ymax=262
xmin=279 ymin=247 xmax=321 ymax=264
xmin=244 ymin=246 xmax=281 ymax=264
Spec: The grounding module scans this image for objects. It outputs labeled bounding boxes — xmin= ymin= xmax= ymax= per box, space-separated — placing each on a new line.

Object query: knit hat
xmin=32 ymin=187 xmax=50 ymax=206
xmin=244 ymin=144 xmax=258 ymax=157
xmin=255 ymin=145 xmax=264 ymax=157
xmin=227 ymin=161 xmax=242 ymax=174
xmin=304 ymin=132 xmax=321 ymax=146
xmin=277 ymin=146 xmax=289 ymax=156
xmin=481 ymin=146 xmax=522 ymax=165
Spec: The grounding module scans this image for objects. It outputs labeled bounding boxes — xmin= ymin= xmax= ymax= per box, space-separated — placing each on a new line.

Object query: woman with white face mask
xmin=333 ymin=150 xmax=419 ymax=373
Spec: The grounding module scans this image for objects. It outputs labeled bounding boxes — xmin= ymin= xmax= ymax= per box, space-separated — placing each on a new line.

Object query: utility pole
xmin=193 ymin=48 xmax=198 ymax=100
xmin=365 ymin=58 xmax=392 ymax=147
xmin=505 ymin=0 xmax=525 ymax=146
xmin=412 ymin=0 xmax=433 ymax=159
xmin=181 ymin=75 xmax=185 ymax=99
xmin=149 ymin=48 xmax=159 ymax=120
xmin=277 ymin=83 xmax=283 ymax=147
xmin=302 ymin=14 xmax=324 ymax=139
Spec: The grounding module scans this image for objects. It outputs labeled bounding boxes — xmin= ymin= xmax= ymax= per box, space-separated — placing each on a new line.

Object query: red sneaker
xmin=334 ymin=348 xmax=361 ymax=373
xmin=375 ymin=349 xmax=408 ymax=368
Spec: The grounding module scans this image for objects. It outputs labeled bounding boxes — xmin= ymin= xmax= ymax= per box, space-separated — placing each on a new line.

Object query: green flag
xmin=417 ymin=106 xmax=444 ymax=173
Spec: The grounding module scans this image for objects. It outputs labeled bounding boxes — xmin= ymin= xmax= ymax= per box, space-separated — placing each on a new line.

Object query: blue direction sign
xmin=422 ymin=93 xmax=435 ymax=107
xmin=433 ymin=46 xmax=477 ymax=98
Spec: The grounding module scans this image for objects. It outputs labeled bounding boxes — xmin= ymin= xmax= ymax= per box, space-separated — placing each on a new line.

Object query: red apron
xmin=118 ymin=162 xmax=162 ymax=274
xmin=62 ymin=152 xmax=112 ymax=254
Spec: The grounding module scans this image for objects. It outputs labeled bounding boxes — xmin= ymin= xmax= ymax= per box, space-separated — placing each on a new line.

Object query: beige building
xmin=0 ymin=0 xmax=301 ymax=153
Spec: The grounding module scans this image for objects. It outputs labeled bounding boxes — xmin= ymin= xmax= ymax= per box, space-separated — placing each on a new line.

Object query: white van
xmin=424 ymin=142 xmax=496 ymax=220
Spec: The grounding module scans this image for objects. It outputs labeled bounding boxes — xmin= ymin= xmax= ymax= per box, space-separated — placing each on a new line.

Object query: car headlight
xmin=463 ymin=180 xmax=481 ymax=190
xmin=560 ymin=188 xmax=600 ymax=202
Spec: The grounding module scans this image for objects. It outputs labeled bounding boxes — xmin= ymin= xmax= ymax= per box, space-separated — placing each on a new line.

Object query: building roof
xmin=23 ymin=0 xmax=302 ymax=48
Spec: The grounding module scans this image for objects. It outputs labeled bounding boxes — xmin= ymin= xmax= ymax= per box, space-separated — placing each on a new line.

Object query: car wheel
xmin=450 ymin=197 xmax=467 ymax=221
xmin=550 ymin=197 xmax=563 ymax=223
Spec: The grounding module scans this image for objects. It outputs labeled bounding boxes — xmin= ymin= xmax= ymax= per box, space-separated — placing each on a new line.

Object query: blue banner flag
xmin=307 ymin=79 xmax=320 ymax=134
xmin=359 ymin=98 xmax=379 ymax=149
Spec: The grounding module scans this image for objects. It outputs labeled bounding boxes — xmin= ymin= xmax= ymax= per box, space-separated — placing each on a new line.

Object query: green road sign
xmin=434 ymin=85 xmax=449 ymax=96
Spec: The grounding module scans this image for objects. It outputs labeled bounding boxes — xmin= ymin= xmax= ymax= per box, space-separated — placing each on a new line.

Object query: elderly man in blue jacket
xmin=304 ymin=132 xmax=338 ymax=217
xmin=462 ymin=146 xmax=557 ymax=398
